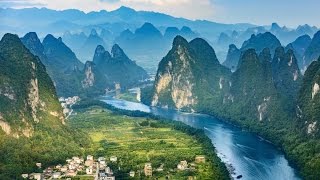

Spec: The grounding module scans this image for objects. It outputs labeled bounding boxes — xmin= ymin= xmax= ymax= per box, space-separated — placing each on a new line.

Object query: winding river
xmin=100 ymin=95 xmax=300 ymax=180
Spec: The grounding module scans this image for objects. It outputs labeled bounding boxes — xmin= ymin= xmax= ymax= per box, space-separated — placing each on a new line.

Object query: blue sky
xmin=0 ymin=0 xmax=318 ymax=27
xmin=214 ymin=0 xmax=319 ymax=27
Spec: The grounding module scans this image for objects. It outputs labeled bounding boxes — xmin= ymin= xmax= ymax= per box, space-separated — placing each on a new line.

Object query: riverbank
xmin=71 ymin=100 xmax=230 ymax=179
xmin=98 ymin=94 xmax=301 ymax=179
xmin=137 ymin=84 xmax=310 ymax=179
xmin=196 ymin=108 xmax=309 ymax=179
xmin=147 ymin=101 xmax=308 ymax=178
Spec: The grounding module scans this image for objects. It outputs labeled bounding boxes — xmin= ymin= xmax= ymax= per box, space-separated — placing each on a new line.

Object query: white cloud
xmin=0 ymin=0 xmax=45 ymax=8
xmin=1 ymin=0 xmax=218 ymax=21
xmin=120 ymin=0 xmax=218 ymax=20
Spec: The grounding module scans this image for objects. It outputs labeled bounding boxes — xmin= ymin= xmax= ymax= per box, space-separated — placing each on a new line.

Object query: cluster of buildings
xmin=142 ymin=155 xmax=206 ymax=178
xmin=95 ymin=156 xmax=117 ymax=180
xmin=177 ymin=156 xmax=206 ymax=171
xmin=58 ymin=96 xmax=80 ymax=116
xmin=22 ymin=155 xmax=206 ymax=179
xmin=176 ymin=155 xmax=206 ymax=171
xmin=21 ymin=155 xmax=117 ymax=180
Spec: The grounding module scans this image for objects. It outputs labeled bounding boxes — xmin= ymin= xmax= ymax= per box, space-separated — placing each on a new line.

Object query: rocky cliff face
xmin=0 ymin=33 xmax=64 ymax=137
xmin=0 ymin=34 xmax=89 ymax=178
xmin=150 ymin=36 xmax=231 ymax=111
xmin=298 ymin=57 xmax=320 ymax=136
xmin=152 ymin=36 xmax=197 ymax=109
xmin=81 ymin=61 xmax=108 ymax=94
xmin=82 ymin=62 xmax=95 ymax=88
xmin=23 ymin=32 xmax=85 ymax=97
xmin=146 ymin=35 xmax=303 ymax=122
xmin=285 ymin=35 xmax=311 ymax=69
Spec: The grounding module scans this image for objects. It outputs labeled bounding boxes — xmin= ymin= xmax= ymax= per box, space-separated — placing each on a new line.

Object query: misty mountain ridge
xmin=2 ymin=7 xmax=318 ymax=74
xmin=0 ymin=6 xmax=254 ymax=38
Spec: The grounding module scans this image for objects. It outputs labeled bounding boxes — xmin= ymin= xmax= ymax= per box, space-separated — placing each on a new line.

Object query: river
xmin=99 ymin=95 xmax=300 ymax=180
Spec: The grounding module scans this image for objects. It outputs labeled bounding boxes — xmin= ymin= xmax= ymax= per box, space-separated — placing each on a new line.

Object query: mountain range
xmin=223 ymin=30 xmax=320 ymax=72
xmin=22 ymin=32 xmax=84 ymax=97
xmin=21 ymin=32 xmax=148 ymax=97
xmin=217 ymin=23 xmax=318 ymax=49
xmin=59 ymin=22 xmax=199 ymax=72
xmin=142 ymin=35 xmax=320 ymax=179
xmin=114 ymin=23 xmax=199 ymax=72
xmin=1 ymin=6 xmax=320 ymax=179
xmin=223 ymin=32 xmax=281 ymax=71
xmin=77 ymin=29 xmax=108 ymax=61
xmin=92 ymin=44 xmax=148 ymax=88
xmin=0 ymin=7 xmax=254 ymax=38
xmin=145 ymin=36 xmax=298 ymax=118
xmin=2 ymin=7 xmax=318 ymax=74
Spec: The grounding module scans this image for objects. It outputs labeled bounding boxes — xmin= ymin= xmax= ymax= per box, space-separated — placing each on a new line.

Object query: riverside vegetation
xmin=70 ymin=99 xmax=230 ymax=179
xmin=142 ymin=35 xmax=320 ymax=179
xmin=2 ymin=10 xmax=320 ymax=178
xmin=0 ymin=33 xmax=228 ymax=179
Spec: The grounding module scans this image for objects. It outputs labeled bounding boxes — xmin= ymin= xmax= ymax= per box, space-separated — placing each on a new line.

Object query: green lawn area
xmin=68 ymin=107 xmax=223 ymax=179
xmin=117 ymin=91 xmax=139 ymax=102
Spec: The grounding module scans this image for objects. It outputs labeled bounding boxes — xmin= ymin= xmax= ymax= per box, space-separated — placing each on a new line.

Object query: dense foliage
xmin=222 ymin=32 xmax=282 ymax=71
xmin=22 ymin=32 xmax=149 ymax=97
xmin=304 ymin=31 xmax=320 ymax=69
xmin=0 ymin=33 xmax=90 ymax=179
xmin=71 ymin=99 xmax=230 ymax=179
xmin=22 ymin=32 xmax=85 ymax=97
xmin=241 ymin=32 xmax=281 ymax=55
xmin=92 ymin=44 xmax=149 ymax=90
xmin=298 ymin=58 xmax=320 ymax=137
xmin=0 ymin=124 xmax=89 ymax=179
xmin=142 ymin=35 xmax=320 ymax=179
xmin=285 ymin=34 xmax=311 ymax=69
xmin=222 ymin=44 xmax=241 ymax=71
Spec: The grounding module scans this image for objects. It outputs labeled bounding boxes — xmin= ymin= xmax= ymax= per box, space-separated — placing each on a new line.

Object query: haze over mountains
xmin=223 ymin=30 xmax=320 ymax=72
xmin=1 ymin=7 xmax=318 ymax=73
xmin=21 ymin=32 xmax=148 ymax=97
xmin=1 ymin=5 xmax=320 ymax=179
xmin=0 ymin=6 xmax=253 ymax=37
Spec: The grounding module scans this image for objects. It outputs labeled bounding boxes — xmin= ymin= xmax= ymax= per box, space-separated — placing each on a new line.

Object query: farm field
xmin=68 ymin=106 xmax=221 ymax=179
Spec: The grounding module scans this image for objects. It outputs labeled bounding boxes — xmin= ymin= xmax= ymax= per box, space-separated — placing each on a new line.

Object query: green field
xmin=117 ymin=91 xmax=139 ymax=102
xmin=68 ymin=106 xmax=228 ymax=179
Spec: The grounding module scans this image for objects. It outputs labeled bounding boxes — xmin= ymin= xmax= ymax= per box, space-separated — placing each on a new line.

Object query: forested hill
xmin=0 ymin=33 xmax=89 ymax=179
xmin=142 ymin=35 xmax=320 ymax=179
